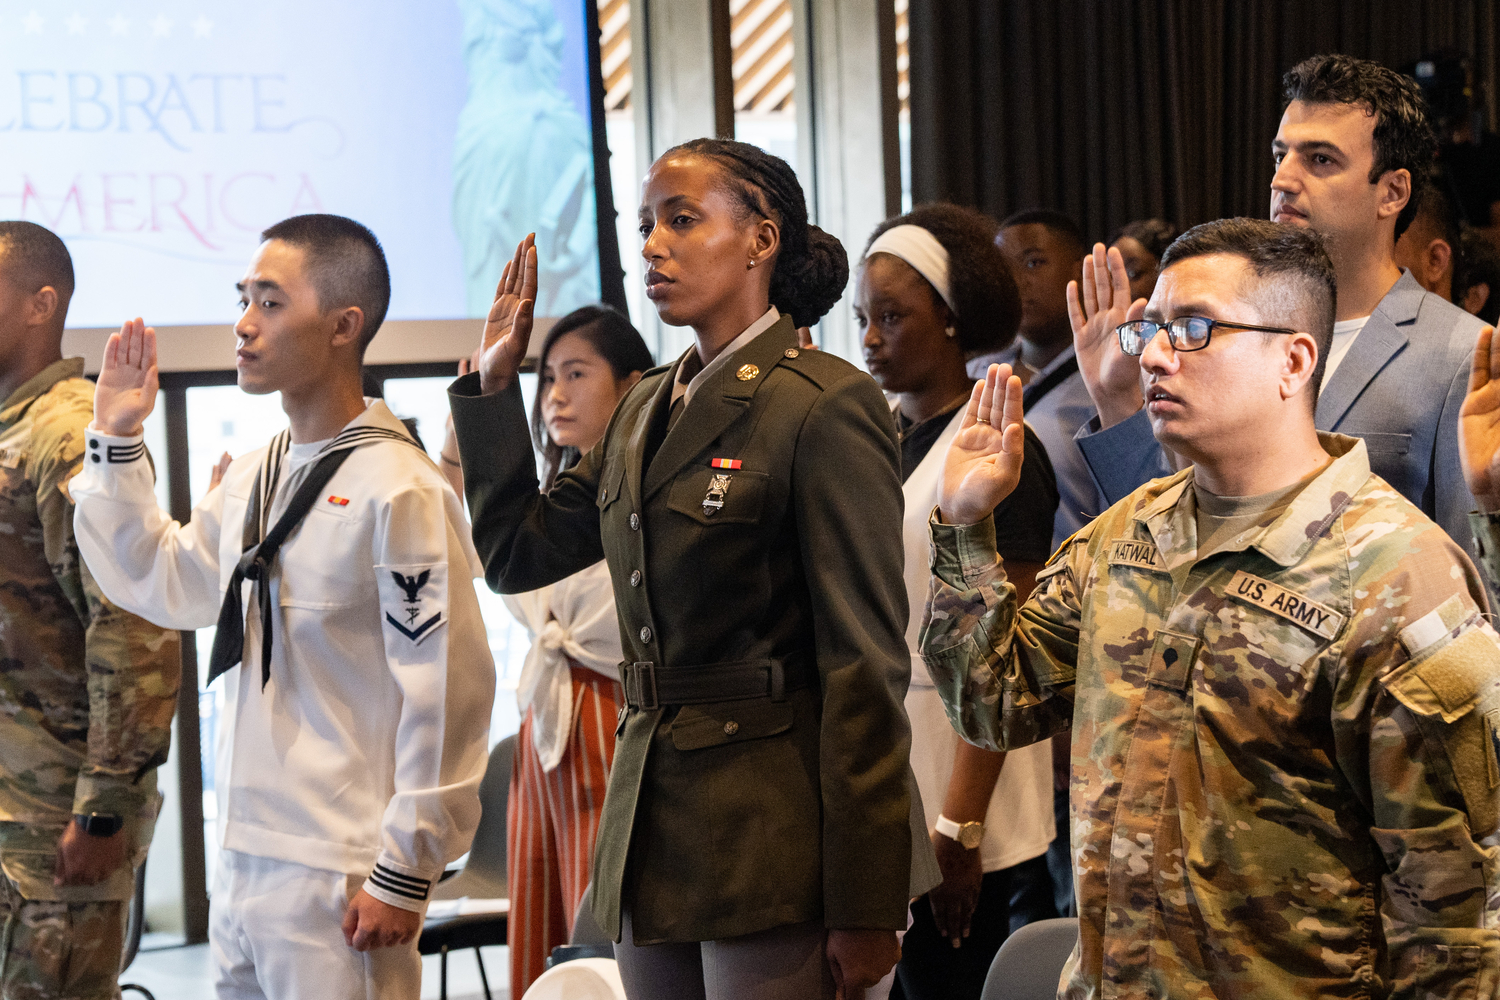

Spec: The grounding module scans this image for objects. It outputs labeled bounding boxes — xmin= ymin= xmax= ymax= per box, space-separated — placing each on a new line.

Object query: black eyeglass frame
xmin=1115 ymin=317 xmax=1299 ymax=356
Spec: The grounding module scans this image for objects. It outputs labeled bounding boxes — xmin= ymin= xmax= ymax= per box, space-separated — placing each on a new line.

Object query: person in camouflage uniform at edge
xmin=0 ymin=222 xmax=181 ymax=1000
xmin=919 ymin=218 xmax=1500 ymax=999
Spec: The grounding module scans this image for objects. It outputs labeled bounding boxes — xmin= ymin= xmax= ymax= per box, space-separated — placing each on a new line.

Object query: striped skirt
xmin=506 ymin=664 xmax=621 ymax=998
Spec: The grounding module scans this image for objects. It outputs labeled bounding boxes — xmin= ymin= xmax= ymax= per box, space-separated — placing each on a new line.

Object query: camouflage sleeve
xmin=918 ymin=508 xmax=1079 ymax=752
xmin=1345 ymin=534 xmax=1500 ymax=999
xmin=1467 ymin=510 xmax=1500 ymax=593
xmin=33 ymin=403 xmax=181 ymax=819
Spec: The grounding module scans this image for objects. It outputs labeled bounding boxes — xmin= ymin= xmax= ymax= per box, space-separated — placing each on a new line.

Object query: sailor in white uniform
xmin=69 ymin=215 xmax=495 ymax=999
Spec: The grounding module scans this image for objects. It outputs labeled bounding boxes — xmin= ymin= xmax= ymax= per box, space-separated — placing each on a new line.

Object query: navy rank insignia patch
xmin=385 ymin=568 xmax=443 ymax=643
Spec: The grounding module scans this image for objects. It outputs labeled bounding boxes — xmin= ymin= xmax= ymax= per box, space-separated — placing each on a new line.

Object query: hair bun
xmin=773 ymin=224 xmax=850 ymax=327
xmin=660 ymin=139 xmax=849 ymax=327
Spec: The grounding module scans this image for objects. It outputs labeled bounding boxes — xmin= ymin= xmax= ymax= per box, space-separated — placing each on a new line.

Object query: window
xmin=732 ymin=0 xmax=798 ymax=170
xmin=599 ymin=0 xmax=647 ymax=332
xmin=895 ymin=0 xmax=912 ymax=212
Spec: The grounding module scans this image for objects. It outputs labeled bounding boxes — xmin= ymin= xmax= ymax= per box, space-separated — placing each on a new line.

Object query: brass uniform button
xmin=629 ymin=513 xmax=640 ymax=530
xmin=639 ymin=626 xmax=653 ymax=643
xmin=629 ymin=570 xmax=642 ymax=587
xmin=724 ymin=721 xmax=739 ymax=736
xmin=784 ymin=348 xmax=799 ymax=359
xmin=736 ymin=364 xmax=759 ymax=381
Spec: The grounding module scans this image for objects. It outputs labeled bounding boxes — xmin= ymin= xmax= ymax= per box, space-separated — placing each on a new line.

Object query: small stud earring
xmin=945 ymin=326 xmax=957 ymax=339
xmin=748 ymin=259 xmax=757 ymax=269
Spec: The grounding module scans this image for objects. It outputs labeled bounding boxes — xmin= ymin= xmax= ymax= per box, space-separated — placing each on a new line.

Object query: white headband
xmin=865 ymin=224 xmax=955 ymax=312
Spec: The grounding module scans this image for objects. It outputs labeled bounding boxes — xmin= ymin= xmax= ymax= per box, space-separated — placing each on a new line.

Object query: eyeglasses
xmin=1115 ymin=317 xmax=1298 ymax=356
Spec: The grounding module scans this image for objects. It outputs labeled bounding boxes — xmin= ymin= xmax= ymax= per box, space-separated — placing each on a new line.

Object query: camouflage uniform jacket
xmin=920 ymin=433 xmax=1500 ymax=1000
xmin=0 ymin=359 xmax=180 ymax=898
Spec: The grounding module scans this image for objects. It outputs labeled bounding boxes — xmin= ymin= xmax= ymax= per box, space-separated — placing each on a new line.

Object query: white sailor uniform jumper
xmin=69 ymin=400 xmax=495 ymax=912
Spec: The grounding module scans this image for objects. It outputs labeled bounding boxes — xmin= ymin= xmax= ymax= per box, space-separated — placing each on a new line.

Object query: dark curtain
xmin=908 ymin=0 xmax=1498 ymax=241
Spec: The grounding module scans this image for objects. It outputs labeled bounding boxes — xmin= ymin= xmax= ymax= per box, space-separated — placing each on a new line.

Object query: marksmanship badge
xmin=703 ymin=474 xmax=733 ymax=515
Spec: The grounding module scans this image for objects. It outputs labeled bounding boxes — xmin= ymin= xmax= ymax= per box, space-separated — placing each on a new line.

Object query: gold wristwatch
xmin=935 ymin=813 xmax=983 ymax=850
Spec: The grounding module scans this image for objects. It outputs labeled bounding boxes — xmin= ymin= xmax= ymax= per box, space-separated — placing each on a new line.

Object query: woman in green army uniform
xmin=449 ymin=139 xmax=923 ymax=999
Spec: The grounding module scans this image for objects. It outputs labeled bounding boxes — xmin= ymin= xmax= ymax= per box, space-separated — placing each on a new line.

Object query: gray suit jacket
xmin=1075 ymin=272 xmax=1488 ymax=561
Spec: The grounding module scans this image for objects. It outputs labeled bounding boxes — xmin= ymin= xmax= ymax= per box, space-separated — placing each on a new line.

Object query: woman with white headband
xmin=856 ymin=204 xmax=1059 ymax=1000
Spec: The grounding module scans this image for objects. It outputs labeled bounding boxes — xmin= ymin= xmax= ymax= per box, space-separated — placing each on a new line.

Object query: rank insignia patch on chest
xmin=1225 ymin=570 xmax=1344 ymax=640
xmin=385 ymin=569 xmax=443 ymax=643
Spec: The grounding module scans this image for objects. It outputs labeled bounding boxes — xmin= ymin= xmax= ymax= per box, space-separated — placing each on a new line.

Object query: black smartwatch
xmin=73 ymin=813 xmax=123 ymax=838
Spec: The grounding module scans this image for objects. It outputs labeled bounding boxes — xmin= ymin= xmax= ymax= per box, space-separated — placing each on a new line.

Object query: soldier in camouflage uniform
xmin=0 ymin=223 xmax=181 ymax=1000
xmin=920 ymin=219 xmax=1500 ymax=999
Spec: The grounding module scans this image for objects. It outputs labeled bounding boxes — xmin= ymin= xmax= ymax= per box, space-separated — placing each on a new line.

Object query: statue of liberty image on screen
xmin=452 ymin=0 xmax=601 ymax=318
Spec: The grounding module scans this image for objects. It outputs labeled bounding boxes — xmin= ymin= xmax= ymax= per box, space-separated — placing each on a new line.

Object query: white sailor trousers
xmin=209 ymin=849 xmax=422 ymax=1000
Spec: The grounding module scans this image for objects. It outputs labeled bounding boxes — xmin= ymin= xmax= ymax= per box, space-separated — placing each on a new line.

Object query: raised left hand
xmin=53 ymin=822 xmax=127 ymax=887
xmin=341 ymin=888 xmax=422 ymax=951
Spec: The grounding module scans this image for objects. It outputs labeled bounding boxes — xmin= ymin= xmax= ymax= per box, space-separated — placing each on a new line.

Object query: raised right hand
xmin=93 ymin=318 xmax=159 ymax=437
xmin=1459 ymin=324 xmax=1500 ymax=512
xmin=207 ymin=452 xmax=233 ymax=493
xmin=477 ymin=234 xmax=538 ymax=394
xmin=1067 ymin=242 xmax=1147 ymax=429
xmin=938 ymin=364 xmax=1026 ymax=526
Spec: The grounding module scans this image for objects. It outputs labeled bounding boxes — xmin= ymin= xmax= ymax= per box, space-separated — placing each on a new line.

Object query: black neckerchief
xmin=206 ymin=423 xmax=428 ymax=690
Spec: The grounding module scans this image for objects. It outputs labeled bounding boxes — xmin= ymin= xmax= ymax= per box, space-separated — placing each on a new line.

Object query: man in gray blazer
xmin=1070 ymin=54 xmax=1488 ymax=564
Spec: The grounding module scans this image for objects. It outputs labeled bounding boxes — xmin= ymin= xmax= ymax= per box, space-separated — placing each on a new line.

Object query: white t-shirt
xmin=1321 ymin=316 xmax=1370 ymax=387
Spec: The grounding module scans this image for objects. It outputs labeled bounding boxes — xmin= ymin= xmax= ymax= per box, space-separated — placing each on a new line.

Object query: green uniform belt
xmin=622 ymin=654 xmax=817 ymax=710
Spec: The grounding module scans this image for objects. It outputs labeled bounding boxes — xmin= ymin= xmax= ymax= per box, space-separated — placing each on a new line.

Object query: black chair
xmin=119 ymin=861 xmax=156 ymax=1000
xmin=980 ymin=916 xmax=1078 ymax=1000
xmin=419 ymin=734 xmax=516 ymax=1000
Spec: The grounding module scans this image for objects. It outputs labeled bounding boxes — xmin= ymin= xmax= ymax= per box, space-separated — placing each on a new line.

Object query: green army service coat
xmin=449 ymin=314 xmax=923 ymax=944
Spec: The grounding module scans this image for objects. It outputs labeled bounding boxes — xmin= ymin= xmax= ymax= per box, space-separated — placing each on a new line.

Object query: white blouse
xmin=504 ymin=560 xmax=623 ymax=771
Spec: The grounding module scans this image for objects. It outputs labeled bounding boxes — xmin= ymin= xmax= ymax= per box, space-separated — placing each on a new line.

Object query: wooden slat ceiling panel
xmin=594 ymin=0 xmax=908 ymax=116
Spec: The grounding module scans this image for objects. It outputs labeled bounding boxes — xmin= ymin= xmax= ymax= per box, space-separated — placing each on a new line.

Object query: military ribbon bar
xmin=327 ymin=496 xmax=350 ymax=506
xmin=710 ymin=458 xmax=742 ymax=470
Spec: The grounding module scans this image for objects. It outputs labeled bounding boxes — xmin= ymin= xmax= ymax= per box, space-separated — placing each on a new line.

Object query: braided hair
xmin=662 ymin=138 xmax=849 ymax=327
